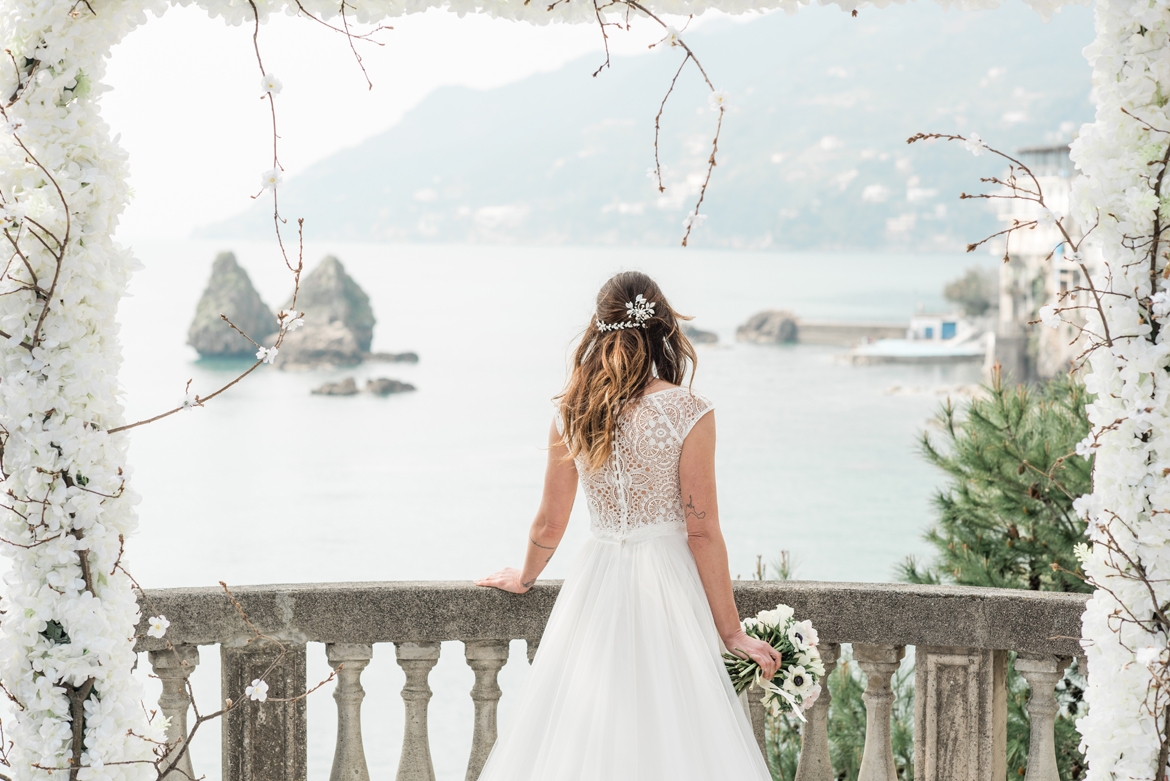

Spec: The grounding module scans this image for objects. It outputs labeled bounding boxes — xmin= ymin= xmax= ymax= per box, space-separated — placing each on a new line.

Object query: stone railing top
xmin=134 ymin=580 xmax=1089 ymax=658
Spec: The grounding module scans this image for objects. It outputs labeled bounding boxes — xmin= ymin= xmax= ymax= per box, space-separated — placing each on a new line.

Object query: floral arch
xmin=0 ymin=0 xmax=1166 ymax=778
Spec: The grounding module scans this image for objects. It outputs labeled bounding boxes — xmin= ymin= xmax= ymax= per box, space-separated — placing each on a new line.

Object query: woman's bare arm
xmin=476 ymin=420 xmax=577 ymax=594
xmin=681 ymin=411 xmax=781 ymax=679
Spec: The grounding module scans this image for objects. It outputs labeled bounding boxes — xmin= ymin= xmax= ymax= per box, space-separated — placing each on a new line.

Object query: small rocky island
xmin=187 ymin=252 xmax=417 ymax=394
xmin=187 ymin=252 xmax=277 ymax=357
xmin=737 ymin=310 xmax=798 ymax=344
xmin=311 ymin=377 xmax=416 ymax=396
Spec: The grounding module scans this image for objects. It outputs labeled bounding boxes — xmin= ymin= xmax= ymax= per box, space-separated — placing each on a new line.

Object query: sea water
xmin=115 ymin=239 xmax=987 ymax=779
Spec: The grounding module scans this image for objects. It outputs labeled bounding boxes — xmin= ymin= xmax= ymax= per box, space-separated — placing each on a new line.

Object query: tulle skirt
xmin=478 ymin=529 xmax=772 ymax=781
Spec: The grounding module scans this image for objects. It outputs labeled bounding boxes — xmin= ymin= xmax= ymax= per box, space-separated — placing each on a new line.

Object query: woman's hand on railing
xmin=475 ymin=567 xmax=532 ymax=594
xmin=724 ymin=630 xmax=782 ymax=680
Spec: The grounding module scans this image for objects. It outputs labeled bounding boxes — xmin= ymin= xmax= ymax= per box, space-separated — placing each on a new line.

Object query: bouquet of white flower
xmin=723 ymin=603 xmax=825 ymax=721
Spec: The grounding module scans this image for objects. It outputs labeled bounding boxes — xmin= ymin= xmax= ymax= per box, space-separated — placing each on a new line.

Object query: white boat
xmin=848 ymin=313 xmax=992 ymax=364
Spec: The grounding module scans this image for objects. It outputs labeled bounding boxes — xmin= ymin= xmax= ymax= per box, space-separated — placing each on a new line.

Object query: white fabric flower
xmin=245 ymin=679 xmax=269 ymax=702
xmin=964 ymin=133 xmax=987 ymax=157
xmin=1038 ymin=305 xmax=1061 ymax=329
xmin=279 ymin=310 xmax=304 ymax=332
xmin=708 ymin=90 xmax=729 ymax=112
xmin=256 ymin=346 xmax=278 ymax=364
xmin=1151 ymin=291 xmax=1170 ymax=320
xmin=260 ymin=73 xmax=283 ymax=95
xmin=146 ymin=616 xmax=169 ymax=639
xmin=1135 ymin=646 xmax=1162 ymax=667
xmin=260 ymin=168 xmax=283 ymax=191
xmin=1036 ymin=208 xmax=1059 ymax=228
xmin=1073 ymin=542 xmax=1092 ymax=563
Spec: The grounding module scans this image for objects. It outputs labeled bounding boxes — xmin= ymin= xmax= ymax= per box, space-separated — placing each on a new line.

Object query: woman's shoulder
xmin=642 ymin=383 xmax=714 ymax=413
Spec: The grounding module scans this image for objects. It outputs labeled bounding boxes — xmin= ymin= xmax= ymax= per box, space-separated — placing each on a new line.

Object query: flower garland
xmin=0 ymin=0 xmax=1157 ymax=778
xmin=1066 ymin=0 xmax=1170 ymax=776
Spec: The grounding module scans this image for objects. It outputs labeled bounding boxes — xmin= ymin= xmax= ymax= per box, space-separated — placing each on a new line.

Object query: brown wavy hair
xmin=557 ymin=271 xmax=697 ymax=471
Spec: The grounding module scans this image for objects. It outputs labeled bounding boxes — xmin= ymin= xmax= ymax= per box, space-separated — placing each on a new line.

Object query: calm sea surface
xmin=111 ymin=239 xmax=987 ymax=779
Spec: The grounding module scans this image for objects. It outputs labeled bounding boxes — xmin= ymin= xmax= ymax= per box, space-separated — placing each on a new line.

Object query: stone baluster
xmin=327 ymin=644 xmax=373 ymax=781
xmin=1015 ymin=654 xmax=1070 ymax=781
xmin=914 ymin=646 xmax=1007 ymax=781
xmin=395 ymin=641 xmax=441 ymax=781
xmin=526 ymin=639 xmax=539 ymax=665
xmin=464 ymin=640 xmax=509 ymax=781
xmin=746 ymin=683 xmax=766 ymax=755
xmin=795 ymin=642 xmax=840 ymax=781
xmin=222 ymin=640 xmax=307 ymax=781
xmin=854 ymin=644 xmax=906 ymax=781
xmin=149 ymin=645 xmax=200 ymax=780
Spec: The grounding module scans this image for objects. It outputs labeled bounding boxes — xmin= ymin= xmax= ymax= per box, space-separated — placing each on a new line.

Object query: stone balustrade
xmin=134 ymin=581 xmax=1087 ymax=781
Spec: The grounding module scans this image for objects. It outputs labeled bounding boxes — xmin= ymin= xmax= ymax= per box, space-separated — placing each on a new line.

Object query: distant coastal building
xmin=992 ymin=144 xmax=1098 ymax=382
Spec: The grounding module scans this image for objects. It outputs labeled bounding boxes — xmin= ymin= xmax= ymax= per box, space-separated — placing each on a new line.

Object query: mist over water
xmin=119 ymin=239 xmax=988 ymax=779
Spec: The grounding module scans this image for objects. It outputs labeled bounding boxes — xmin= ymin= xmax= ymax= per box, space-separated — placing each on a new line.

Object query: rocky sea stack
xmin=279 ymin=255 xmax=376 ymax=370
xmin=737 ymin=311 xmax=798 ymax=344
xmin=187 ymin=252 xmax=276 ymax=358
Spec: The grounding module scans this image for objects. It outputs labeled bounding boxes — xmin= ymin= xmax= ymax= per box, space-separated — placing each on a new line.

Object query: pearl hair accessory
xmin=596 ymin=294 xmax=657 ymax=332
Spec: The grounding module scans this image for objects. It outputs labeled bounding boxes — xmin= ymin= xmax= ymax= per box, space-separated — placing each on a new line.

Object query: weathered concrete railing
xmin=134 ymin=581 xmax=1087 ymax=781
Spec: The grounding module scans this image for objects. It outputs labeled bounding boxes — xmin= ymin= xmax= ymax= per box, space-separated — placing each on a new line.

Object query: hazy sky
xmin=105 ymin=5 xmax=738 ymax=239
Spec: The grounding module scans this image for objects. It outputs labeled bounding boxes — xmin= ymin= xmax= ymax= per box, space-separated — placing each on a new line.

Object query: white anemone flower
xmin=800 ymin=683 xmax=823 ymax=711
xmin=782 ymin=665 xmax=815 ymax=697
xmin=260 ymin=73 xmax=283 ymax=95
xmin=787 ymin=619 xmax=817 ymax=650
xmin=147 ymin=616 xmax=169 ymax=639
xmin=773 ymin=604 xmax=795 ymax=624
xmin=245 ymin=679 xmax=269 ymax=702
xmin=260 ymin=168 xmax=283 ymax=191
xmin=963 ymin=133 xmax=987 ymax=157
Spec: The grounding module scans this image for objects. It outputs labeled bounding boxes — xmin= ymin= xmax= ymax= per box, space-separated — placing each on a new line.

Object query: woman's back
xmin=574 ymin=386 xmax=713 ymax=542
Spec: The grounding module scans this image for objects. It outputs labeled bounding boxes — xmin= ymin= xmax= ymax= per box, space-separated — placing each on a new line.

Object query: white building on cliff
xmin=992 ymin=144 xmax=1099 ymax=382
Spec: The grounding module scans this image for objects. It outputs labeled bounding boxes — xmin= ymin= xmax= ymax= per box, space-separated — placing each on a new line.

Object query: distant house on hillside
xmin=992 ymin=144 xmax=1099 ymax=382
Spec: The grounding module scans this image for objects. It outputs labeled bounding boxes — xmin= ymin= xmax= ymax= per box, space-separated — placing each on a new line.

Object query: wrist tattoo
xmin=685 ymin=495 xmax=707 ymax=521
xmin=521 ymin=579 xmax=536 ymax=589
xmin=530 ymin=537 xmax=557 ymax=551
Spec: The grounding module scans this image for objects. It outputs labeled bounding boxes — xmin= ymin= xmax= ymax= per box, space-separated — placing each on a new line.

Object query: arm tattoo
xmin=521 ymin=579 xmax=536 ymax=589
xmin=685 ymin=494 xmax=707 ymax=521
xmin=530 ymin=537 xmax=557 ymax=551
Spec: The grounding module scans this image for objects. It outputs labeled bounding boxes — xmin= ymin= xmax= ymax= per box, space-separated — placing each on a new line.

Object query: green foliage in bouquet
xmin=900 ymin=370 xmax=1091 ymax=592
xmin=901 ymin=371 xmax=1090 ymax=779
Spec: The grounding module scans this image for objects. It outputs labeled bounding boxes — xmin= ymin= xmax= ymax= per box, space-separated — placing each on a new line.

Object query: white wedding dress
xmin=477 ymin=387 xmax=772 ymax=781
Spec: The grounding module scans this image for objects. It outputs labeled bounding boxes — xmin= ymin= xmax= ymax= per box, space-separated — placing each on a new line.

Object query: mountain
xmin=200 ymin=1 xmax=1095 ymax=251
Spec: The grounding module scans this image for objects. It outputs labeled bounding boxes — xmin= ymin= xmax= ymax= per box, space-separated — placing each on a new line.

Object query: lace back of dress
xmin=575 ymin=388 xmax=713 ymax=541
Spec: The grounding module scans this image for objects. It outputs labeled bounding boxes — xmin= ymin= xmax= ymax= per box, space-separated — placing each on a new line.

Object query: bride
xmin=475 ymin=271 xmax=778 ymax=780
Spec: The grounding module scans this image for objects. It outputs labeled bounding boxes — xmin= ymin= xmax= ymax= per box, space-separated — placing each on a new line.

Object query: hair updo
xmin=557 ymin=271 xmax=697 ymax=471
